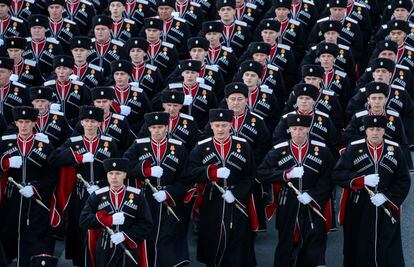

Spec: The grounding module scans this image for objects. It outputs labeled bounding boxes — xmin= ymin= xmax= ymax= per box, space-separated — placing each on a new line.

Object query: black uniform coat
xmin=46 ymin=18 xmax=81 ymax=54
xmin=63 ymin=0 xmax=96 ymax=35
xmin=205 ymin=45 xmax=237 ymax=83
xmin=0 ymin=80 xmax=29 ymax=124
xmin=87 ymin=38 xmax=126 ymax=78
xmin=220 ymin=19 xmax=252 ymax=58
xmin=73 ymin=63 xmax=105 ymax=90
xmin=130 ymin=63 xmax=164 ymax=99
xmin=12 ymin=59 xmax=44 ymax=87
xmin=145 ymin=40 xmax=179 ymax=78
xmin=122 ymin=0 xmax=155 ymax=32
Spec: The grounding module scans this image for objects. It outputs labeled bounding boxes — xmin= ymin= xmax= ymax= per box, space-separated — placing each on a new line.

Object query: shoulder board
xmin=311 ymin=45 xmax=317 ymax=50
xmin=70 ymin=136 xmax=83 ymax=142
xmin=246 ymin=3 xmax=257 ymax=8
xmin=174 ymin=16 xmax=186 ymax=23
xmin=179 ymin=113 xmax=194 ymax=120
xmin=11 ymin=81 xmax=26 ymax=88
xmin=196 ymin=77 xmax=205 ymax=84
xmin=63 ymin=18 xmax=76 ymax=25
xmin=345 ymin=17 xmax=358 ymax=24
xmin=260 ymin=85 xmax=273 ymax=94
xmin=198 ymin=137 xmax=212 ymax=145
xmin=2 ymin=134 xmax=17 ymax=140
xmin=353 ymin=2 xmax=366 ymax=7
xmin=386 ymin=109 xmax=400 ymax=117
xmin=80 ymin=0 xmax=92 ymax=5
xmin=126 ymin=186 xmax=141 ymax=195
xmin=205 ymin=64 xmax=219 ymax=72
xmin=91 ymin=38 xmax=96 ymax=42
xmin=88 ymin=63 xmax=103 ymax=72
xmin=384 ymin=139 xmax=399 ymax=147
xmin=112 ymin=113 xmax=125 ymax=120
xmin=267 ymin=64 xmax=279 ymax=71
xmin=317 ymin=17 xmax=330 ymax=23
xmin=199 ymin=83 xmax=212 ymax=90
xmin=46 ymin=37 xmax=59 ymax=44
xmin=9 ymin=74 xmax=18 ymax=82
xmin=72 ymin=80 xmax=84 ymax=86
xmin=381 ymin=24 xmax=388 ymax=30
xmin=44 ymin=80 xmax=56 ymax=86
xmin=334 ymin=70 xmax=347 ymax=78
xmin=131 ymin=86 xmax=143 ymax=93
xmin=386 ymin=4 xmax=392 ymax=10
xmin=190 ymin=2 xmax=201 ymax=7
xmin=11 ymin=16 xmax=23 ymax=23
xmin=404 ymin=45 xmax=414 ymax=52
xmin=350 ymin=139 xmax=365 ymax=145
xmin=169 ymin=83 xmax=183 ymax=89
xmin=273 ymin=141 xmax=289 ymax=149
xmin=315 ymin=110 xmax=329 ymax=117
xmin=289 ymin=19 xmax=300 ymax=26
xmin=303 ymin=0 xmax=315 ymax=4
xmin=95 ymin=187 xmax=109 ymax=195
xmin=146 ymin=64 xmax=157 ymax=71
xmin=35 ymin=133 xmax=50 ymax=144
xmin=282 ymin=111 xmax=296 ymax=118
xmin=24 ymin=59 xmax=36 ymax=67
xmin=391 ymin=84 xmax=404 ymax=91
xmin=235 ymin=20 xmax=247 ymax=27
xmin=338 ymin=44 xmax=350 ymax=50
xmin=250 ymin=111 xmax=264 ymax=120
xmin=310 ymin=140 xmax=326 ymax=147
xmin=69 ymin=74 xmax=79 ymax=81
xmin=355 ymin=110 xmax=368 ymax=117
xmin=396 ymin=64 xmax=409 ymax=70
xmin=124 ymin=18 xmax=135 ymax=25
xmin=365 ymin=67 xmax=372 ymax=72
xmin=410 ymin=23 xmax=414 ymax=28
xmin=100 ymin=135 xmax=112 ymax=142
xmin=169 ymin=138 xmax=183 ymax=145
xmin=278 ymin=44 xmax=291 ymax=50
xmin=111 ymin=39 xmax=124 ymax=47
xmin=322 ymin=89 xmax=335 ymax=96
xmin=129 ymin=81 xmax=139 ymax=87
xmin=136 ymin=137 xmax=150 ymax=144
xmin=50 ymin=109 xmax=64 ymax=116
xmin=232 ymin=136 xmax=247 ymax=142
xmin=222 ymin=46 xmax=233 ymax=53
xmin=26 ymin=37 xmax=32 ymax=42
xmin=26 ymin=0 xmax=35 ymax=3
xmin=162 ymin=41 xmax=174 ymax=48
xmin=359 ymin=87 xmax=366 ymax=92
xmin=137 ymin=0 xmax=148 ymax=3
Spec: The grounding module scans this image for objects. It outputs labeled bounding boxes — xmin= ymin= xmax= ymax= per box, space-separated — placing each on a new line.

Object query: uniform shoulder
xmin=198 ymin=137 xmax=212 ymax=145
xmin=384 ymin=139 xmax=399 ymax=147
xmin=232 ymin=136 xmax=247 ymax=142
xmin=1 ymin=134 xmax=17 ymax=141
xmin=70 ymin=135 xmax=83 ymax=142
xmin=136 ymin=137 xmax=150 ymax=144
xmin=179 ymin=113 xmax=194 ymax=120
xmin=273 ymin=141 xmax=289 ymax=150
xmin=310 ymin=140 xmax=326 ymax=147
xmin=126 ymin=186 xmax=141 ymax=195
xmin=350 ymin=138 xmax=365 ymax=145
xmin=168 ymin=138 xmax=183 ymax=146
xmin=95 ymin=186 xmax=109 ymax=195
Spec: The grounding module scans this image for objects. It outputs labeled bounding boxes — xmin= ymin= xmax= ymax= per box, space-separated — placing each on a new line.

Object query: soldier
xmin=5 ymin=37 xmax=43 ymax=86
xmin=123 ymin=111 xmax=190 ymax=267
xmin=126 ymin=37 xmax=164 ymax=99
xmin=46 ymin=0 xmax=81 ymax=54
xmin=108 ymin=0 xmax=140 ymax=44
xmin=332 ymin=115 xmax=410 ymax=267
xmin=0 ymin=106 xmax=56 ymax=267
xmin=123 ymin=0 xmax=154 ymax=32
xmin=234 ymin=0 xmax=260 ymax=29
xmin=381 ymin=0 xmax=413 ymax=24
xmin=63 ymin=0 xmax=96 ymax=35
xmin=22 ymin=14 xmax=64 ymax=78
xmin=30 ymin=255 xmax=58 ymax=267
xmin=371 ymin=19 xmax=413 ymax=53
xmin=9 ymin=0 xmax=39 ymax=25
xmin=79 ymin=158 xmax=153 ymax=267
xmin=174 ymin=0 xmax=205 ymax=35
xmin=192 ymin=0 xmax=216 ymax=21
xmin=45 ymin=55 xmax=92 ymax=127
xmin=186 ymin=108 xmax=256 ymax=267
xmin=0 ymin=0 xmax=27 ymax=53
xmin=87 ymin=15 xmax=125 ymax=78
xmin=70 ymin=36 xmax=105 ymax=89
xmin=257 ymin=113 xmax=334 ymax=267
xmin=49 ymin=106 xmax=120 ymax=267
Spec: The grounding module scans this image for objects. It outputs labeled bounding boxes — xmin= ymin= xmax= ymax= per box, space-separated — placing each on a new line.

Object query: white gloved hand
xmin=297 ymin=192 xmax=312 ymax=205
xmin=8 ymin=156 xmax=22 ymax=168
xmin=153 ymin=191 xmax=167 ymax=203
xmin=222 ymin=190 xmax=235 ymax=203
xmin=286 ymin=167 xmax=304 ymax=179
xmin=371 ymin=193 xmax=387 ymax=207
xmin=87 ymin=185 xmax=99 ymax=195
xmin=82 ymin=152 xmax=94 ymax=163
xmin=19 ymin=185 xmax=34 ymax=198
xmin=217 ymin=167 xmax=230 ymax=179
xmin=150 ymin=166 xmax=163 ymax=178
xmin=364 ymin=174 xmax=380 ymax=187
xmin=50 ymin=103 xmax=61 ymax=111
xmin=110 ymin=232 xmax=125 ymax=245
xmin=112 ymin=212 xmax=125 ymax=225
xmin=120 ymin=105 xmax=131 ymax=116
xmin=183 ymin=95 xmax=193 ymax=106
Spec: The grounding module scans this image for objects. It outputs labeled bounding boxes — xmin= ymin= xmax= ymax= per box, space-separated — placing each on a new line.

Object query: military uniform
xmin=0 ymin=80 xmax=29 ymax=124
xmin=131 ymin=63 xmax=164 ymax=99
xmin=146 ymin=40 xmax=179 ymax=77
xmin=160 ymin=16 xmax=191 ymax=59
xmin=268 ymin=43 xmax=298 ymax=90
xmin=12 ymin=59 xmax=44 ymax=86
xmin=73 ymin=63 xmax=105 ymax=89
xmin=174 ymin=1 xmax=205 ymax=35
xmin=235 ymin=2 xmax=260 ymax=29
xmin=63 ymin=0 xmax=96 ymax=35
xmin=111 ymin=18 xmax=139 ymax=45
xmin=221 ymin=19 xmax=252 ymax=58
xmin=10 ymin=0 xmax=39 ymax=25
xmin=123 ymin=0 xmax=154 ymax=32
xmin=87 ymin=38 xmax=126 ymax=78
xmin=46 ymin=18 xmax=80 ymax=54
xmin=0 ymin=16 xmax=28 ymax=45
xmin=206 ymin=45 xmax=237 ymax=83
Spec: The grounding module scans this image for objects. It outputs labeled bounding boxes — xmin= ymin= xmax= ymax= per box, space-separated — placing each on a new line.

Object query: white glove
xmin=153 ymin=191 xmax=167 ymax=203
xmin=222 ymin=190 xmax=235 ymax=203
xmin=50 ymin=103 xmax=61 ymax=111
xmin=286 ymin=167 xmax=304 ymax=179
xmin=82 ymin=152 xmax=94 ymax=163
xmin=112 ymin=212 xmax=125 ymax=225
xmin=183 ymin=95 xmax=193 ymax=106
xmin=371 ymin=193 xmax=387 ymax=207
xmin=217 ymin=167 xmax=230 ymax=179
xmin=297 ymin=192 xmax=312 ymax=205
xmin=8 ymin=156 xmax=22 ymax=168
xmin=19 ymin=185 xmax=34 ymax=198
xmin=364 ymin=174 xmax=380 ymax=187
xmin=110 ymin=232 xmax=125 ymax=245
xmin=87 ymin=185 xmax=99 ymax=195
xmin=150 ymin=166 xmax=163 ymax=178
xmin=120 ymin=105 xmax=131 ymax=116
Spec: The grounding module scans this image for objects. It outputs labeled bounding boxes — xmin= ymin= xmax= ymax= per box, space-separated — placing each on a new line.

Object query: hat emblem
xmin=188 ymin=62 xmax=192 ymax=66
xmin=325 ymin=45 xmax=328 ymax=49
xmin=195 ymin=40 xmax=199 ymax=44
xmin=35 ymin=18 xmax=39 ymax=22
xmin=235 ymin=85 xmax=238 ymax=89
xmin=374 ymin=118 xmax=377 ymax=122
xmin=118 ymin=63 xmax=122 ymax=67
xmin=0 ymin=60 xmax=2 ymax=64
xmin=89 ymin=110 xmax=93 ymax=114
xmin=380 ymin=62 xmax=383 ymax=66
xmin=41 ymin=260 xmax=46 ymax=266
xmin=310 ymin=68 xmax=313 ymax=72
xmin=385 ymin=42 xmax=389 ymax=47
xmin=38 ymin=89 xmax=42 ymax=94
xmin=376 ymin=85 xmax=380 ymax=90
xmin=297 ymin=118 xmax=300 ymax=122
xmin=11 ymin=41 xmax=14 ymax=45
xmin=78 ymin=40 xmax=81 ymax=44
xmin=329 ymin=23 xmax=332 ymax=27
xmin=155 ymin=115 xmax=158 ymax=119
xmin=395 ymin=22 xmax=398 ymax=26
xmin=112 ymin=162 xmax=116 ymax=167
xmin=22 ymin=110 xmax=26 ymax=115
xmin=249 ymin=63 xmax=253 ymax=67
xmin=60 ymin=58 xmax=64 ymax=62
xmin=135 ymin=40 xmax=138 ymax=44
xmin=336 ymin=0 xmax=339 ymax=3
xmin=209 ymin=25 xmax=213 ymax=29
xmin=266 ymin=23 xmax=270 ymax=27
xmin=98 ymin=18 xmax=102 ymax=22
xmin=257 ymin=46 xmax=261 ymax=50
xmin=219 ymin=113 xmax=223 ymax=117
xmin=172 ymin=95 xmax=175 ymax=99
xmin=304 ymin=87 xmax=307 ymax=91
xmin=150 ymin=21 xmax=153 ymax=25
xmin=100 ymin=91 xmax=104 ymax=95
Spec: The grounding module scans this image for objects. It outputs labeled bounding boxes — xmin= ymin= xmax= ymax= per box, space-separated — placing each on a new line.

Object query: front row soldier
xmin=257 ymin=114 xmax=334 ymax=267
xmin=123 ymin=112 xmax=190 ymax=267
xmin=0 ymin=106 xmax=56 ymax=267
xmin=187 ymin=109 xmax=256 ymax=267
xmin=79 ymin=158 xmax=153 ymax=267
xmin=332 ymin=115 xmax=411 ymax=267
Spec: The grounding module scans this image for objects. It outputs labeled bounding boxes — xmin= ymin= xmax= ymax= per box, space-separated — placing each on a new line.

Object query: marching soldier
xmin=234 ymin=0 xmax=260 ymax=29
xmin=332 ymin=115 xmax=410 ymax=267
xmin=186 ymin=108 xmax=256 ymax=267
xmin=123 ymin=0 xmax=154 ymax=32
xmin=124 ymin=111 xmax=190 ymax=267
xmin=63 ymin=0 xmax=96 ymax=35
xmin=257 ymin=113 xmax=334 ymax=267
xmin=108 ymin=0 xmax=140 ymax=44
xmin=0 ymin=0 xmax=27 ymax=53
xmin=0 ymin=106 xmax=56 ymax=267
xmin=9 ymin=0 xmax=39 ymax=25
xmin=79 ymin=158 xmax=153 ymax=267
xmin=49 ymin=106 xmax=120 ymax=267
xmin=174 ymin=0 xmax=205 ymax=35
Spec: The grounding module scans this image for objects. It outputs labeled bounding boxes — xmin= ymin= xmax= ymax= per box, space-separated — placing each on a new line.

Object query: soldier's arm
xmin=257 ymin=147 xmax=294 ymax=184
xmin=122 ymin=194 xmax=153 ymax=243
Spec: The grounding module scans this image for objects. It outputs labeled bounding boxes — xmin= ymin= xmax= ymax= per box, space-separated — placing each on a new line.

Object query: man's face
xmin=94 ymin=99 xmax=112 ymax=114
xmin=129 ymin=48 xmax=146 ymax=63
xmin=145 ymin=28 xmax=161 ymax=43
xmin=261 ymin=29 xmax=279 ymax=45
xmin=304 ymin=76 xmax=322 ymax=88
xmin=330 ymin=7 xmax=346 ymax=21
xmin=275 ymin=7 xmax=289 ymax=21
xmin=296 ymin=95 xmax=315 ymax=113
xmin=94 ymin=25 xmax=111 ymax=43
xmin=107 ymin=170 xmax=126 ymax=189
xmin=289 ymin=126 xmax=309 ymax=144
xmin=378 ymin=50 xmax=397 ymax=61
xmin=81 ymin=119 xmax=100 ymax=134
xmin=182 ymin=70 xmax=198 ymax=85
xmin=32 ymin=99 xmax=50 ymax=114
xmin=226 ymin=93 xmax=247 ymax=115
xmin=324 ymin=31 xmax=339 ymax=43
xmin=393 ymin=8 xmax=409 ymax=21
xmin=205 ymin=32 xmax=222 ymax=46
xmin=158 ymin=6 xmax=173 ymax=20
xmin=242 ymin=71 xmax=259 ymax=88
xmin=31 ymin=26 xmax=46 ymax=41
xmin=55 ymin=66 xmax=72 ymax=81
xmin=372 ymin=68 xmax=392 ymax=83
xmin=218 ymin=6 xmax=235 ymax=22
xmin=365 ymin=127 xmax=385 ymax=145
xmin=190 ymin=48 xmax=207 ymax=62
xmin=319 ymin=53 xmax=335 ymax=69
xmin=48 ymin=4 xmax=64 ymax=20
xmin=389 ymin=30 xmax=407 ymax=46
xmin=113 ymin=71 xmax=130 ymax=86
xmin=211 ymin=121 xmax=231 ymax=141
xmin=71 ymin=48 xmax=89 ymax=63
xmin=109 ymin=1 xmax=125 ymax=17
xmin=16 ymin=119 xmax=35 ymax=136
xmin=0 ymin=3 xmax=9 ymax=18
xmin=367 ymin=93 xmax=387 ymax=113
xmin=163 ymin=103 xmax=182 ymax=118
xmin=7 ymin=48 xmax=23 ymax=61
xmin=0 ymin=68 xmax=11 ymax=85
xmin=148 ymin=125 xmax=167 ymax=141
xmin=252 ymin=52 xmax=268 ymax=65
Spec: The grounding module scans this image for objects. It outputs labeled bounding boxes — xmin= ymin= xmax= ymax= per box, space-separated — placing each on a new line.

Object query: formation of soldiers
xmin=0 ymin=0 xmax=412 ymax=266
